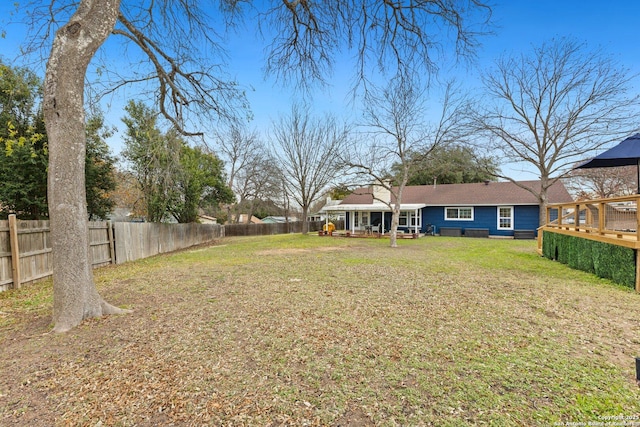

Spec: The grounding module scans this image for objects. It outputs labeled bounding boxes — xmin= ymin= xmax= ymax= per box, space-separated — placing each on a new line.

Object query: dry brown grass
xmin=1 ymin=234 xmax=640 ymax=426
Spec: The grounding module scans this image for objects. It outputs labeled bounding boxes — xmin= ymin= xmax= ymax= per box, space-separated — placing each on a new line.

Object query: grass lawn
xmin=1 ymin=234 xmax=639 ymax=426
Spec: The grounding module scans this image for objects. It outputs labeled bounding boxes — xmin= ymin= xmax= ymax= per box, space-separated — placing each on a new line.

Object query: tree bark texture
xmin=43 ymin=0 xmax=125 ymax=333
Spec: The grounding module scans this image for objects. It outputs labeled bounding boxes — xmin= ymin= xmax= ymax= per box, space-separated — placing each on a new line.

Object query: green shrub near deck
xmin=542 ymin=231 xmax=636 ymax=288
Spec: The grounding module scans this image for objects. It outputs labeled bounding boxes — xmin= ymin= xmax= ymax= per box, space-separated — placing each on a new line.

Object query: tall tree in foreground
xmin=43 ymin=1 xmax=127 ymax=332
xmin=348 ymin=77 xmax=471 ymax=247
xmin=30 ymin=0 xmax=491 ymax=331
xmin=271 ymin=105 xmax=350 ymax=234
xmin=473 ymin=38 xmax=640 ymax=225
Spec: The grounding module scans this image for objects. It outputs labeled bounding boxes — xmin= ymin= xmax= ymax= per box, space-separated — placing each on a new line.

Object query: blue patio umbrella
xmin=575 ymin=133 xmax=640 ymax=194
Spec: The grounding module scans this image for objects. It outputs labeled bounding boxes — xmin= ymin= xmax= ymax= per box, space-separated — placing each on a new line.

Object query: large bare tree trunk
xmin=389 ymin=203 xmax=400 ymax=248
xmin=43 ymin=0 xmax=127 ymax=333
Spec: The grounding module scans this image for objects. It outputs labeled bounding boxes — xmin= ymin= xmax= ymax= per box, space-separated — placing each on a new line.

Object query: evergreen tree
xmin=85 ymin=115 xmax=117 ymax=220
xmin=122 ymin=101 xmax=233 ymax=223
xmin=0 ymin=61 xmax=48 ymax=219
xmin=0 ymin=119 xmax=48 ymax=219
xmin=170 ymin=145 xmax=233 ymax=223
xmin=392 ymin=144 xmax=499 ymax=186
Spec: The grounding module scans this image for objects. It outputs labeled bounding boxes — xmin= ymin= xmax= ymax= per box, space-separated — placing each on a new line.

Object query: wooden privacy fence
xmin=113 ymin=222 xmax=224 ymax=264
xmin=0 ymin=217 xmax=111 ymax=292
xmin=224 ymin=220 xmax=324 ymax=237
xmin=0 ymin=217 xmax=332 ymax=292
xmin=0 ymin=216 xmax=225 ymax=292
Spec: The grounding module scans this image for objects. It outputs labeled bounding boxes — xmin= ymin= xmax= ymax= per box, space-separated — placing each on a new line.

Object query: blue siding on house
xmin=343 ymin=204 xmax=542 ymax=236
xmin=513 ymin=205 xmax=540 ymax=231
xmin=421 ymin=205 xmax=541 ymax=237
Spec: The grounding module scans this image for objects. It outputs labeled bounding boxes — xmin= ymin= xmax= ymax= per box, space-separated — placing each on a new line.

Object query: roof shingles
xmin=340 ymin=180 xmax=572 ymax=206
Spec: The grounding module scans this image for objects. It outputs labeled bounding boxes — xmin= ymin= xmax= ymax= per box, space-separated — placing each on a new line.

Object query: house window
xmin=445 ymin=207 xmax=474 ymax=221
xmin=398 ymin=211 xmax=421 ymax=227
xmin=361 ymin=212 xmax=369 ymax=226
xmin=498 ymin=206 xmax=513 ymax=230
xmin=410 ymin=212 xmax=420 ymax=227
xmin=399 ymin=211 xmax=408 ymax=226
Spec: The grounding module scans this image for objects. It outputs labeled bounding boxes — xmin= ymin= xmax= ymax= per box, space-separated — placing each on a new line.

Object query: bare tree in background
xmin=474 ymin=38 xmax=640 ymax=225
xmin=564 ymin=166 xmax=637 ymax=200
xmin=22 ymin=0 xmax=491 ymax=331
xmin=215 ymin=125 xmax=281 ymax=223
xmin=347 ymin=77 xmax=470 ymax=247
xmin=271 ymin=104 xmax=350 ymax=234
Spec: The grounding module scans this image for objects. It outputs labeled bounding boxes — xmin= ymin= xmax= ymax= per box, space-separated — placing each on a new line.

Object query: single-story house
xmin=308 ymin=198 xmax=346 ymax=222
xmin=324 ymin=180 xmax=572 ymax=237
xmin=197 ymin=214 xmax=218 ymax=224
xmin=229 ymin=214 xmax=263 ymax=224
xmin=262 ymin=216 xmax=298 ymax=224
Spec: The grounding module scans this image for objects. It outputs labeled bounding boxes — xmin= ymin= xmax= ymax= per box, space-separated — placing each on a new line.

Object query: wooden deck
xmin=539 ymin=194 xmax=640 ymax=250
xmin=540 ymin=194 xmax=640 ymax=291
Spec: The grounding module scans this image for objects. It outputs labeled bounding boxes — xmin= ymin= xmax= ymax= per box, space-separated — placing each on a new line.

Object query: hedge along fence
xmin=541 ymin=230 xmax=636 ymax=289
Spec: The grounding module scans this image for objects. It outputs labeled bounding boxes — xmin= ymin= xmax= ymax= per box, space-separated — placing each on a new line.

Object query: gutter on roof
xmin=327 ymin=203 xmax=427 ymax=212
xmin=426 ymin=203 xmax=541 ymax=207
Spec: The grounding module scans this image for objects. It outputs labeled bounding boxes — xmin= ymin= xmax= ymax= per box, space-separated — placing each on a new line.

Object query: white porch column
xmin=351 ymin=211 xmax=355 ymax=233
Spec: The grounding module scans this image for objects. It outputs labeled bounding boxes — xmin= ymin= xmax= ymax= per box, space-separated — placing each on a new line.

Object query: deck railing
xmin=541 ymin=194 xmax=640 ymax=250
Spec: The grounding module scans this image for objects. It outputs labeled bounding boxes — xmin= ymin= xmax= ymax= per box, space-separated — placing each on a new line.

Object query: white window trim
xmin=497 ymin=206 xmax=514 ymax=230
xmin=445 ymin=207 xmax=474 ymax=221
xmin=399 ymin=211 xmax=408 ymax=226
xmin=399 ymin=211 xmax=422 ymax=228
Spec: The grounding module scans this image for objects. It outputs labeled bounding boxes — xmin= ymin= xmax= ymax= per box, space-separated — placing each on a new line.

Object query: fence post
xmin=598 ymin=202 xmax=605 ymax=235
xmin=636 ymin=250 xmax=640 ymax=293
xmin=107 ymin=220 xmax=116 ymax=264
xmin=8 ymin=214 xmax=21 ymax=289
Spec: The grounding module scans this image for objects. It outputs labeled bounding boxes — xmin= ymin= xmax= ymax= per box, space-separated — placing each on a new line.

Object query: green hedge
xmin=542 ymin=231 xmax=636 ymax=288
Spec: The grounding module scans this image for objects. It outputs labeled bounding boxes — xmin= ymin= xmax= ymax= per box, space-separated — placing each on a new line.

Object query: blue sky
xmin=0 ymin=1 xmax=639 ymax=179
xmin=225 ymin=0 xmax=640 ymax=132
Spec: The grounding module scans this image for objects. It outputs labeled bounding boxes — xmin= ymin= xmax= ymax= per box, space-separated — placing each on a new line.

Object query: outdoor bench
xmin=464 ymin=228 xmax=489 ymax=238
xmin=513 ymin=229 xmax=536 ymax=239
xmin=439 ymin=227 xmax=462 ymax=237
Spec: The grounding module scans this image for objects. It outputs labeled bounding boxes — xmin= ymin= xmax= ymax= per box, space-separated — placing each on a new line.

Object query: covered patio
xmin=319 ymin=202 xmax=427 ymax=237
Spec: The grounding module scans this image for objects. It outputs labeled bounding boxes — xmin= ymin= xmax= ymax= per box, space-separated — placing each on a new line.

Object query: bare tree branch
xmin=271 ymin=104 xmax=350 ymax=233
xmin=262 ymin=0 xmax=492 ymax=90
xmin=345 ymin=75 xmax=470 ymax=246
xmin=473 ymin=38 xmax=640 ymax=224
